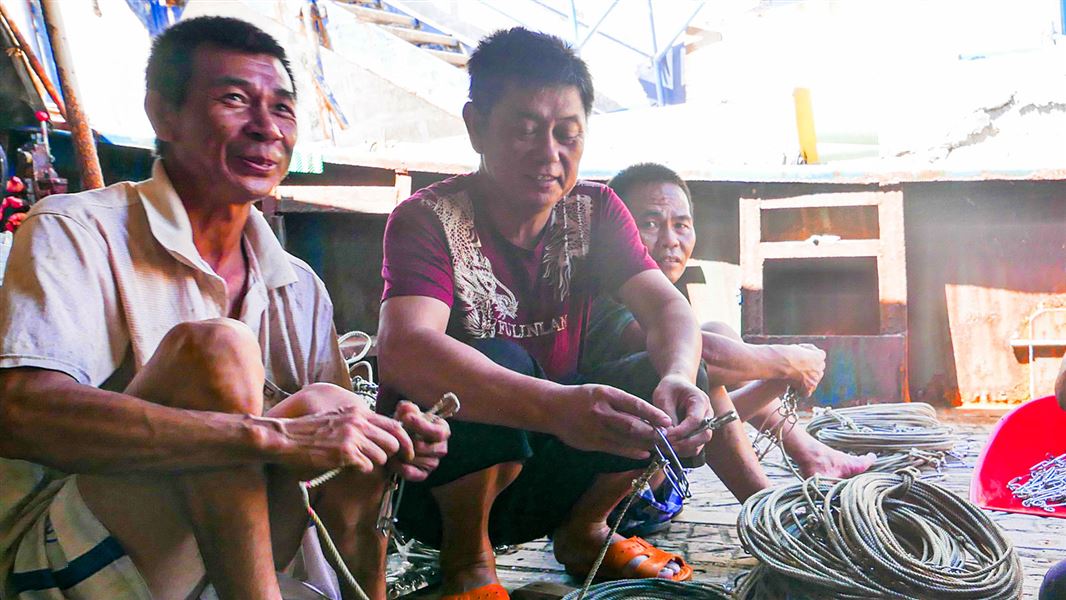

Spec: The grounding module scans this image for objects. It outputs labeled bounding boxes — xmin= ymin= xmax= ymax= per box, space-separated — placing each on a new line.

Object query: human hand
xmin=786 ymin=343 xmax=826 ymax=397
xmin=555 ymin=384 xmax=672 ymax=459
xmin=266 ymin=386 xmax=415 ymax=474
xmin=652 ymin=373 xmax=712 ymax=457
xmin=389 ymin=400 xmax=450 ymax=482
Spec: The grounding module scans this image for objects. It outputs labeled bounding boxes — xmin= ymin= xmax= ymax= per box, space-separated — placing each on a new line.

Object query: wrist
xmin=242 ymin=414 xmax=286 ymax=462
xmin=521 ymin=378 xmax=569 ymax=434
xmin=765 ymin=345 xmax=796 ymax=380
xmin=660 ymin=369 xmax=696 ymax=386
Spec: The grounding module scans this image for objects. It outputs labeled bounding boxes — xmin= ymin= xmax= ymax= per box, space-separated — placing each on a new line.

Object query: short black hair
xmin=608 ymin=163 xmax=693 ymax=212
xmin=467 ymin=27 xmax=594 ymax=116
xmin=146 ymin=16 xmax=295 ymax=155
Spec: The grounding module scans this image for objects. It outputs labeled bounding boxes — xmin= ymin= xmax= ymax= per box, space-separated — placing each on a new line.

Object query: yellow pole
xmin=793 ymin=87 xmax=819 ymax=165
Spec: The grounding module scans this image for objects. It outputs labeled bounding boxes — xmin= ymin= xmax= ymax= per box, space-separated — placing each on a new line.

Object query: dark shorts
xmin=393 ymin=338 xmax=707 ymax=548
xmin=1041 ymin=559 xmax=1066 ymax=600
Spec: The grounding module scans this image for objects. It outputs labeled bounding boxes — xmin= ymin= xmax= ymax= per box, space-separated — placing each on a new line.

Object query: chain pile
xmin=735 ymin=469 xmax=1023 ymax=599
xmin=805 ymin=402 xmax=955 ymax=473
xmin=1008 ymin=452 xmax=1066 ymax=513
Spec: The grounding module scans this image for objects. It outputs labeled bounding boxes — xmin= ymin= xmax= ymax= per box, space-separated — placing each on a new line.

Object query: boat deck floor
xmin=401 ymin=407 xmax=1060 ymax=599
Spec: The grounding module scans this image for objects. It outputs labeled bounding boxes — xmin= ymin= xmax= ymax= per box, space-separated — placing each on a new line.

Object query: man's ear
xmin=145 ymin=90 xmax=178 ymax=145
xmin=462 ymin=102 xmax=486 ymax=154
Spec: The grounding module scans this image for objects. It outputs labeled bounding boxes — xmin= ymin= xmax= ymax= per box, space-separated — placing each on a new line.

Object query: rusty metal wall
xmin=282 ymin=176 xmax=1066 ymax=407
xmin=904 ymin=180 xmax=1066 ymax=405
xmin=685 ymin=178 xmax=1066 ymax=406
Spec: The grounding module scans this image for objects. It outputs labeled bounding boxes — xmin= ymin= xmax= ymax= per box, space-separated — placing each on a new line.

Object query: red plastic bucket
xmin=971 ymin=395 xmax=1066 ymax=517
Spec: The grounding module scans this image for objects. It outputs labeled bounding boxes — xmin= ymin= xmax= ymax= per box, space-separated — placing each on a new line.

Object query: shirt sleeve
xmin=590 ymin=185 xmax=658 ymax=294
xmin=0 ymin=211 xmax=127 ymax=385
xmin=306 ymin=279 xmax=351 ymax=390
xmin=381 ymin=196 xmax=455 ymax=306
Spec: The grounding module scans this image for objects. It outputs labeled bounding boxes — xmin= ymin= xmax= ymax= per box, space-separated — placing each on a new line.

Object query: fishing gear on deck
xmin=805 ymin=402 xmax=956 ymax=473
xmin=735 ymin=469 xmax=1023 ymax=600
xmin=572 ymin=411 xmax=739 ymax=600
xmin=750 ymin=387 xmax=803 ymax=478
xmin=1008 ymin=452 xmax=1066 ymax=513
xmin=562 ymin=579 xmax=732 ymax=600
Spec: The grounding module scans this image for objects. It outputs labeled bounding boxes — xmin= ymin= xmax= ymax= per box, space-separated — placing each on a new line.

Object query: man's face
xmin=626 ymin=181 xmax=695 ymax=284
xmin=466 ymin=83 xmax=586 ymax=214
xmin=154 ymin=46 xmax=297 ymax=203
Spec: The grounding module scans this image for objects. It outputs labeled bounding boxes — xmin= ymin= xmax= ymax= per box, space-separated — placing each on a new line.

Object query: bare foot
xmin=553 ymin=522 xmax=681 ymax=579
xmin=439 ymin=548 xmax=500 ymax=596
xmin=785 ymin=429 xmax=875 ymax=478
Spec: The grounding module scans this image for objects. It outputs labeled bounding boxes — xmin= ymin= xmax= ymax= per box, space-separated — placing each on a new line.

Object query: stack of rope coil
xmin=561 ymin=579 xmax=731 ymax=600
xmin=805 ymin=402 xmax=955 ymax=473
xmin=735 ymin=469 xmax=1023 ymax=599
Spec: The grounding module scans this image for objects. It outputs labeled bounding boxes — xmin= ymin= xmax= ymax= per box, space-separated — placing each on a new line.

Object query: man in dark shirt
xmin=584 ymin=163 xmax=874 ymax=506
xmin=374 ymin=29 xmax=715 ymax=599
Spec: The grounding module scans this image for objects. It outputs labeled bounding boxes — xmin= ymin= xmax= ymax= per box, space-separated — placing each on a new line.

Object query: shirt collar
xmin=136 ymin=159 xmax=297 ymax=290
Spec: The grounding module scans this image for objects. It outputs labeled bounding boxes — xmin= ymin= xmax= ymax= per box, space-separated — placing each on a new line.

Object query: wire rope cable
xmin=566 ymin=459 xmax=734 ymax=600
xmin=805 ymin=402 xmax=956 ymax=473
xmin=735 ymin=469 xmax=1023 ymax=599
xmin=563 ymin=578 xmax=732 ymax=600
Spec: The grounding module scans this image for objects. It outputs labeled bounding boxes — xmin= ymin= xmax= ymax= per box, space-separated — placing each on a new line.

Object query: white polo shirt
xmin=0 ymin=160 xmax=349 ymax=587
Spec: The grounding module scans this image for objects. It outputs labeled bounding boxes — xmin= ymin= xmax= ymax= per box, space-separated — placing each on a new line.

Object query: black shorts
xmin=392 ymin=337 xmax=705 ymax=547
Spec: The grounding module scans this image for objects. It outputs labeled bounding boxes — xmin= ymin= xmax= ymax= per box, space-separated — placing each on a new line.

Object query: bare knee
xmin=267 ymin=382 xmax=365 ymax=419
xmin=137 ymin=319 xmax=264 ymax=414
xmin=701 ymin=320 xmax=742 ymax=342
xmin=162 ymin=318 xmax=259 ymax=358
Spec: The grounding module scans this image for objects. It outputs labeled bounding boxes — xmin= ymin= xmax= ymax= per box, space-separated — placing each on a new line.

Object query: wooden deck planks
xmin=402 ymin=408 xmax=1061 ymax=599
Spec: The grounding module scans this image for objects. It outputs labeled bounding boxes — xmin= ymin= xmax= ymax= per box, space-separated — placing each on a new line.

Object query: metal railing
xmin=1023 ymin=307 xmax=1066 ymax=400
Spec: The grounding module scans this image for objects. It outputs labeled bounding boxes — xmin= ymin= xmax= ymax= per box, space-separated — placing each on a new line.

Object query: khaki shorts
xmin=8 ymin=478 xmax=151 ymax=599
xmin=6 ymin=478 xmax=340 ymax=600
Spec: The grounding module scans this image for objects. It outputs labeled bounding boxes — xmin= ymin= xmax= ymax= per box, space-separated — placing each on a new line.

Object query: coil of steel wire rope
xmin=805 ymin=402 xmax=956 ymax=473
xmin=735 ymin=469 xmax=1023 ymax=599
xmin=561 ymin=579 xmax=732 ymax=600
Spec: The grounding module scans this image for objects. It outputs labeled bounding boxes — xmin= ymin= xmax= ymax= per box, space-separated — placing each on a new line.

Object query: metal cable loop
xmin=805 ymin=403 xmax=956 ymax=474
xmin=562 ymin=579 xmax=731 ymax=600
xmin=735 ymin=470 xmax=1023 ymax=599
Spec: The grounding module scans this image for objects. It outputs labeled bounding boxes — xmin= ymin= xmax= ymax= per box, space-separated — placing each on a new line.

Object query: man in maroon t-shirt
xmin=373 ymin=28 xmax=722 ymax=599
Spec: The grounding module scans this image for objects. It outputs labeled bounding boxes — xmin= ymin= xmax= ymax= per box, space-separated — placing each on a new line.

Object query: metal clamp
xmin=696 ymin=409 xmax=740 ymax=433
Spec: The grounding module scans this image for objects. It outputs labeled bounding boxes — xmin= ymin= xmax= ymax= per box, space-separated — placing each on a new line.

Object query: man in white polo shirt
xmin=0 ymin=16 xmax=447 ymax=600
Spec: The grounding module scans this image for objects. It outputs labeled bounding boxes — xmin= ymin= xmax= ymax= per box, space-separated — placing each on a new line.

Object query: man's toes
xmin=626 ymin=555 xmax=680 ymax=579
xmin=659 ymin=559 xmax=683 ymax=578
xmin=841 ymin=452 xmax=876 ymax=477
xmin=626 ymin=554 xmax=649 ymax=575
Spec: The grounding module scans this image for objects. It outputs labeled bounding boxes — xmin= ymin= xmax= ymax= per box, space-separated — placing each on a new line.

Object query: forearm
xmin=701 ymin=333 xmax=794 ymax=387
xmin=377 ymin=326 xmax=564 ymax=432
xmin=0 ymin=371 xmax=278 ymax=474
xmin=643 ymin=299 xmax=702 ymax=382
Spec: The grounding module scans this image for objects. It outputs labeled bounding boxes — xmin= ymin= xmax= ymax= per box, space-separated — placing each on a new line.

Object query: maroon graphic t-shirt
xmin=382 ymin=173 xmax=656 ymax=381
